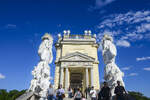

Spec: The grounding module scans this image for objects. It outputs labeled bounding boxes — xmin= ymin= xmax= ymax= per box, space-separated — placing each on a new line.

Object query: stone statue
xmin=28 ymin=33 xmax=53 ymax=100
xmin=101 ymin=34 xmax=125 ymax=96
xmin=38 ymin=33 xmax=53 ymax=63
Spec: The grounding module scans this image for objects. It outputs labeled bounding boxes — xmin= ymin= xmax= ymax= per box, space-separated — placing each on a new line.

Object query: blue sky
xmin=0 ymin=0 xmax=150 ymax=97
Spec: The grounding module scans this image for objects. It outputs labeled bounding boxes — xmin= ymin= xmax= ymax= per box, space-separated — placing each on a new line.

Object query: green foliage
xmin=128 ymin=91 xmax=150 ymax=100
xmin=0 ymin=89 xmax=26 ymax=100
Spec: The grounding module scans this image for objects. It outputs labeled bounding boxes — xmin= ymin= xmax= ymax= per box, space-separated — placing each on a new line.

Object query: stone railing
xmin=69 ymin=35 xmax=85 ymax=39
xmin=63 ymin=34 xmax=94 ymax=39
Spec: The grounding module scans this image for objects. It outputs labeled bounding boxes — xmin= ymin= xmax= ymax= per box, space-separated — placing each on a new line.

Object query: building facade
xmin=54 ymin=30 xmax=100 ymax=91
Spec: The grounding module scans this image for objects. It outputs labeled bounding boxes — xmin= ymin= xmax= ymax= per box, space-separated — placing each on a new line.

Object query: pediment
xmin=60 ymin=52 xmax=95 ymax=62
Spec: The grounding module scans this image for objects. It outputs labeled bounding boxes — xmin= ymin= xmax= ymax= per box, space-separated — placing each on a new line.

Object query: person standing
xmin=98 ymin=82 xmax=111 ymax=100
xmin=90 ymin=86 xmax=97 ymax=100
xmin=84 ymin=87 xmax=88 ymax=99
xmin=68 ymin=86 xmax=73 ymax=98
xmin=87 ymin=86 xmax=91 ymax=99
xmin=74 ymin=88 xmax=82 ymax=100
xmin=73 ymin=88 xmax=77 ymax=97
xmin=47 ymin=84 xmax=55 ymax=100
xmin=114 ymin=81 xmax=127 ymax=100
xmin=88 ymin=86 xmax=91 ymax=94
xmin=56 ymin=84 xmax=65 ymax=100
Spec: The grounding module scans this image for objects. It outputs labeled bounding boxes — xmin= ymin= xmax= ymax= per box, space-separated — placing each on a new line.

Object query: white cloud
xmin=136 ymin=56 xmax=150 ymax=61
xmin=136 ymin=23 xmax=150 ymax=33
xmin=98 ymin=11 xmax=150 ymax=27
xmin=97 ymin=10 xmax=150 ymax=46
xmin=119 ymin=33 xmax=143 ymax=44
xmin=122 ymin=67 xmax=130 ymax=71
xmin=0 ymin=73 xmax=5 ymax=79
xmin=128 ymin=73 xmax=138 ymax=76
xmin=95 ymin=0 xmax=116 ymax=8
xmin=116 ymin=40 xmax=130 ymax=47
xmin=143 ymin=67 xmax=150 ymax=71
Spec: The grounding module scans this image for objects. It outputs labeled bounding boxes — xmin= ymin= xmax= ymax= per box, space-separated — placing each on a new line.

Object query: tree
xmin=0 ymin=89 xmax=26 ymax=100
xmin=128 ymin=91 xmax=150 ymax=100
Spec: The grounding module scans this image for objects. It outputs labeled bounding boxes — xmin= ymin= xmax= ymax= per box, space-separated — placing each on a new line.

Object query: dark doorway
xmin=70 ymin=73 xmax=83 ymax=89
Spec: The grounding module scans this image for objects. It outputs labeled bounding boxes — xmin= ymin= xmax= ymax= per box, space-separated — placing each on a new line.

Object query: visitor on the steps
xmin=98 ymin=82 xmax=111 ymax=100
xmin=68 ymin=86 xmax=73 ymax=98
xmin=87 ymin=85 xmax=91 ymax=99
xmin=90 ymin=86 xmax=97 ymax=100
xmin=47 ymin=84 xmax=55 ymax=100
xmin=88 ymin=85 xmax=91 ymax=94
xmin=56 ymin=84 xmax=65 ymax=100
xmin=114 ymin=81 xmax=127 ymax=100
xmin=74 ymin=88 xmax=82 ymax=100
xmin=84 ymin=87 xmax=88 ymax=99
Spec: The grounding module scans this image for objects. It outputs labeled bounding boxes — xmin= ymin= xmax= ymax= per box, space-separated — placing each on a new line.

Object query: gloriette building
xmin=54 ymin=30 xmax=100 ymax=91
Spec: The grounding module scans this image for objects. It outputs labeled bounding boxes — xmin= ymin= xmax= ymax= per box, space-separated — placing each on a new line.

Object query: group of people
xmin=84 ymin=81 xmax=127 ymax=100
xmin=98 ymin=81 xmax=127 ymax=100
xmin=46 ymin=81 xmax=127 ymax=100
xmin=47 ymin=84 xmax=84 ymax=100
xmin=47 ymin=84 xmax=65 ymax=100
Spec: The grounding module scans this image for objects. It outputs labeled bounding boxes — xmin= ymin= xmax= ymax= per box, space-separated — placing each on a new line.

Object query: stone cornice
xmin=55 ymin=39 xmax=99 ymax=47
xmin=94 ymin=61 xmax=99 ymax=64
xmin=62 ymin=38 xmax=96 ymax=42
xmin=61 ymin=66 xmax=93 ymax=68
xmin=55 ymin=60 xmax=99 ymax=64
xmin=61 ymin=61 xmax=93 ymax=67
xmin=60 ymin=42 xmax=96 ymax=45
xmin=92 ymin=44 xmax=99 ymax=48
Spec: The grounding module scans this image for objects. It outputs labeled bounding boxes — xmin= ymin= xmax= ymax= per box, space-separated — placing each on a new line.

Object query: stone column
xmin=65 ymin=67 xmax=69 ymax=90
xmin=60 ymin=67 xmax=64 ymax=86
xmin=54 ymin=66 xmax=60 ymax=89
xmin=86 ymin=68 xmax=89 ymax=87
xmin=90 ymin=67 xmax=94 ymax=87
